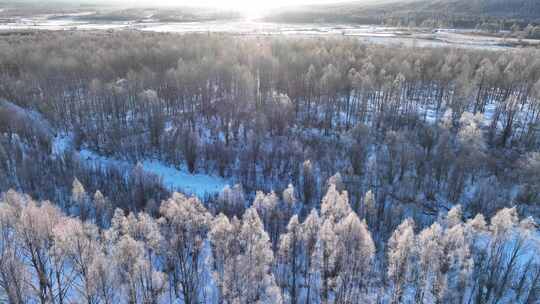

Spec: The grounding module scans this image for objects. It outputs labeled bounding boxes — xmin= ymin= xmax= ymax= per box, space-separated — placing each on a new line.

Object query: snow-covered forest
xmin=0 ymin=30 xmax=539 ymax=303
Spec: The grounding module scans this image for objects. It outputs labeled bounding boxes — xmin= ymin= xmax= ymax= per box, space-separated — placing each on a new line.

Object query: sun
xmin=243 ymin=7 xmax=264 ymax=21
xmin=229 ymin=0 xmax=267 ymax=20
xmin=159 ymin=0 xmax=280 ymax=20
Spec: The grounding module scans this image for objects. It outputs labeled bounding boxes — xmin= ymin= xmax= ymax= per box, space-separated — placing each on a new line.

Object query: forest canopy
xmin=0 ymin=30 xmax=539 ymax=303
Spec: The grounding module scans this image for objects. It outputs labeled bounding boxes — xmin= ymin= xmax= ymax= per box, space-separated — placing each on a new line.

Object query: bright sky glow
xmin=121 ymin=0 xmax=345 ymax=19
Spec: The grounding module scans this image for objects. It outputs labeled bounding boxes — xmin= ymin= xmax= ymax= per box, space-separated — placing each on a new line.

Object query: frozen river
xmin=1 ymin=13 xmax=538 ymax=50
xmin=52 ymin=134 xmax=229 ymax=199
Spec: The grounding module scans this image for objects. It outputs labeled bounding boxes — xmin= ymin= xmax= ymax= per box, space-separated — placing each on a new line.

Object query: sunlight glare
xmin=138 ymin=0 xmax=341 ymax=20
xmin=223 ymin=0 xmax=270 ymax=20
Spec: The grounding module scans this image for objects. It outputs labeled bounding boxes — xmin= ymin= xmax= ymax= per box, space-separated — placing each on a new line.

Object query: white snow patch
xmin=141 ymin=159 xmax=228 ymax=198
xmin=53 ymin=134 xmax=229 ymax=198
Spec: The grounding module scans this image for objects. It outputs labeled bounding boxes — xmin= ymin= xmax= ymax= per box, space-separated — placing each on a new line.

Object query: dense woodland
xmin=0 ymin=30 xmax=539 ymax=303
xmin=266 ymin=0 xmax=540 ymax=30
xmin=0 ymin=184 xmax=538 ymax=303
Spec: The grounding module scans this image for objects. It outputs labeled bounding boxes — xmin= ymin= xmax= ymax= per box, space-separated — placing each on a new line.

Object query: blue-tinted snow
xmin=53 ymin=134 xmax=229 ymax=198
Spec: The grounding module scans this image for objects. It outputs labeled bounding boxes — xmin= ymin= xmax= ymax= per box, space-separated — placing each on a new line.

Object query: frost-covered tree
xmin=104 ymin=209 xmax=166 ymax=304
xmin=111 ymin=235 xmax=167 ymax=304
xmin=277 ymin=215 xmax=302 ymax=304
xmin=302 ymin=160 xmax=316 ymax=208
xmin=317 ymin=218 xmax=339 ymax=303
xmin=283 ymin=183 xmax=298 ymax=217
xmin=1 ymin=183 xmax=539 ymax=304
xmin=334 ymin=212 xmax=375 ymax=302
xmin=18 ymin=201 xmax=66 ymax=304
xmin=363 ymin=189 xmax=376 ymax=226
xmin=326 ymin=173 xmax=344 ymax=192
xmin=253 ymin=191 xmax=281 ymax=249
xmin=470 ymin=208 xmax=537 ymax=304
xmin=72 ymin=178 xmax=90 ymax=222
xmin=518 ymin=152 xmax=540 ymax=204
xmin=210 ymin=207 xmax=281 ymax=303
xmin=0 ymin=191 xmax=29 ymax=304
xmin=159 ymin=192 xmax=211 ymax=303
xmin=268 ymin=93 xmax=294 ymax=136
xmin=414 ymin=207 xmax=473 ymax=304
xmin=216 ymin=184 xmax=245 ymax=217
xmin=456 ymin=112 xmax=486 ymax=182
xmin=440 ymin=219 xmax=472 ymax=303
xmin=208 ymin=214 xmax=239 ymax=303
xmin=238 ymin=207 xmax=282 ymax=303
xmin=415 ymin=222 xmax=444 ymax=303
xmin=387 ymin=218 xmax=416 ymax=304
xmin=321 ymin=183 xmax=352 ymax=223
xmin=88 ymin=250 xmax=119 ymax=304
xmin=301 ymin=209 xmax=321 ymax=304
xmin=92 ymin=190 xmax=110 ymax=228
xmin=52 ymin=218 xmax=101 ymax=304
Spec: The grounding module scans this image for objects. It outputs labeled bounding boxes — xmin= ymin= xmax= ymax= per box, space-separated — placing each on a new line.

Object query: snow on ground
xmin=53 ymin=134 xmax=229 ymax=198
xmin=482 ymin=102 xmax=498 ymax=127
xmin=140 ymin=159 xmax=228 ymax=198
xmin=417 ymin=104 xmax=441 ymax=124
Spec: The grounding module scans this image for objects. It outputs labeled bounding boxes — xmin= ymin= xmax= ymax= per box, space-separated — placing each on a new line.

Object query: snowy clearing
xmin=53 ymin=134 xmax=229 ymax=198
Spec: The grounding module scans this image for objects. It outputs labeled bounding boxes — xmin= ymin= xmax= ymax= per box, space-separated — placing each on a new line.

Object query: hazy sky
xmin=11 ymin=0 xmax=349 ymax=9
xmin=107 ymin=0 xmax=349 ymax=18
xmin=119 ymin=0 xmax=343 ymax=7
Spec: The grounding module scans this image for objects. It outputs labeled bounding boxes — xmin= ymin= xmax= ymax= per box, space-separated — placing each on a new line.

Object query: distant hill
xmin=0 ymin=1 xmax=240 ymax=23
xmin=265 ymin=0 xmax=540 ymax=28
